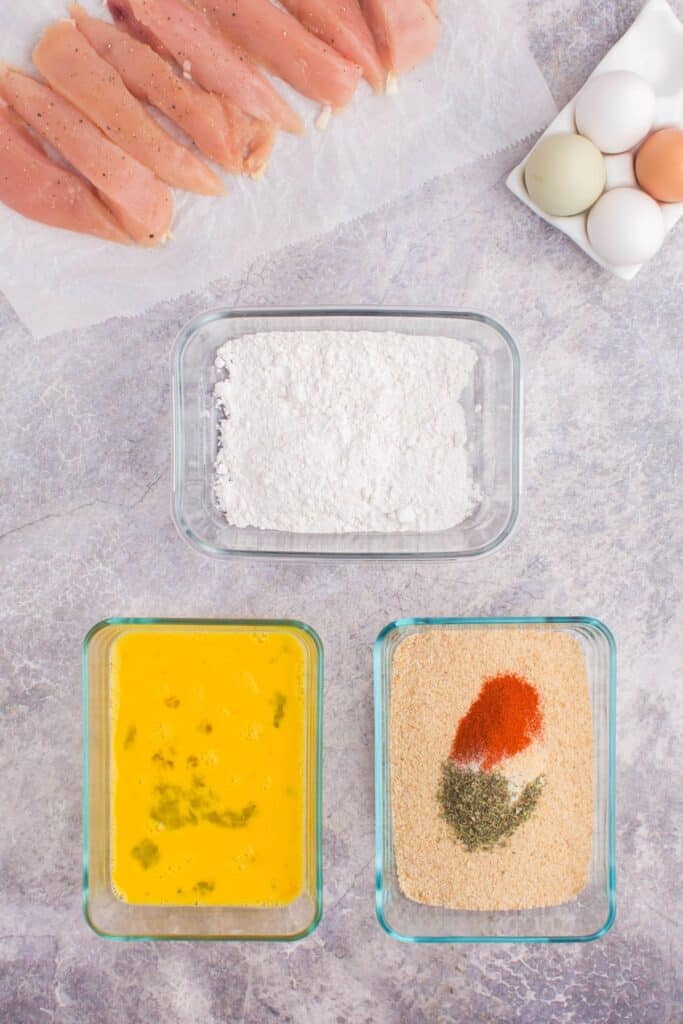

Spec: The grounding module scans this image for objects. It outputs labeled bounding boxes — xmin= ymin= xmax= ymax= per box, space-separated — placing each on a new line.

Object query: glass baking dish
xmin=374 ymin=616 xmax=616 ymax=943
xmin=83 ymin=618 xmax=323 ymax=941
xmin=172 ymin=308 xmax=521 ymax=559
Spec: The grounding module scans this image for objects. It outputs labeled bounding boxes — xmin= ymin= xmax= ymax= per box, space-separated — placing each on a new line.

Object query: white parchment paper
xmin=0 ymin=0 xmax=555 ymax=337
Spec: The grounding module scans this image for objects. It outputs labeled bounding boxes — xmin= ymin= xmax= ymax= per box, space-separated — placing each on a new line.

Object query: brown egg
xmin=635 ymin=127 xmax=683 ymax=203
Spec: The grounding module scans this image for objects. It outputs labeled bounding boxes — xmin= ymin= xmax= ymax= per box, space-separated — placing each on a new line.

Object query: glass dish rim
xmin=171 ymin=305 xmax=522 ymax=561
xmin=373 ymin=615 xmax=617 ymax=944
xmin=82 ymin=616 xmax=324 ymax=942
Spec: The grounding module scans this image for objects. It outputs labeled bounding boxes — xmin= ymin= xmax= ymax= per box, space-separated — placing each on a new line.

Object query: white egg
xmin=575 ymin=71 xmax=656 ymax=154
xmin=586 ymin=187 xmax=665 ymax=266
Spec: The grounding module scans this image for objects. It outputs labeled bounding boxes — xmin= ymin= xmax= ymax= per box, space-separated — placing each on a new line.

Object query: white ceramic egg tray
xmin=507 ymin=0 xmax=683 ymax=279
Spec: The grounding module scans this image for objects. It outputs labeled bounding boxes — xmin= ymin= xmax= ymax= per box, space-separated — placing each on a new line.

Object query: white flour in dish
xmin=213 ymin=330 xmax=478 ymax=534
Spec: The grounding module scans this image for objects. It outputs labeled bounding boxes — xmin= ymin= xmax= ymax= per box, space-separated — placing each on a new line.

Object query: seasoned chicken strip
xmin=359 ymin=0 xmax=438 ymax=75
xmin=70 ymin=4 xmax=273 ymax=176
xmin=279 ymin=0 xmax=384 ymax=92
xmin=109 ymin=0 xmax=175 ymax=58
xmin=194 ymin=0 xmax=362 ymax=109
xmin=110 ymin=0 xmax=303 ymax=133
xmin=33 ymin=20 xmax=224 ymax=195
xmin=0 ymin=101 xmax=130 ymax=244
xmin=0 ymin=68 xmax=172 ymax=246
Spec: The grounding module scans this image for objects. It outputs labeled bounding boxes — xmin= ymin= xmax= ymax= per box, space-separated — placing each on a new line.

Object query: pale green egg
xmin=524 ymin=133 xmax=606 ymax=217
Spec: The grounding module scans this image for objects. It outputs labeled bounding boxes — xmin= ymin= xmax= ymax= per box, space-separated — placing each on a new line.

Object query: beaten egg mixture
xmin=110 ymin=628 xmax=306 ymax=906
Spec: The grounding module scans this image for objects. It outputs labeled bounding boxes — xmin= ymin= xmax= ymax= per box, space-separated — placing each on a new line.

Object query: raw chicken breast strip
xmin=108 ymin=0 xmax=175 ymax=59
xmin=115 ymin=0 xmax=303 ymax=133
xmin=70 ymin=5 xmax=273 ymax=177
xmin=279 ymin=0 xmax=384 ymax=92
xmin=0 ymin=101 xmax=129 ymax=244
xmin=33 ymin=21 xmax=224 ymax=195
xmin=193 ymin=0 xmax=361 ymax=109
xmin=0 ymin=68 xmax=173 ymax=246
xmin=359 ymin=0 xmax=439 ymax=75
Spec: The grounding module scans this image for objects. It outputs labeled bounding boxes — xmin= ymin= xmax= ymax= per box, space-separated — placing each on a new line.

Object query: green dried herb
xmin=272 ymin=691 xmax=287 ymax=728
xmin=123 ymin=726 xmax=137 ymax=749
xmin=193 ymin=880 xmax=215 ymax=894
xmin=151 ymin=749 xmax=175 ymax=770
xmin=204 ymin=803 xmax=256 ymax=829
xmin=150 ymin=784 xmax=198 ymax=829
xmin=149 ymin=782 xmax=256 ymax=831
xmin=131 ymin=838 xmax=160 ymax=870
xmin=438 ymin=762 xmax=544 ymax=851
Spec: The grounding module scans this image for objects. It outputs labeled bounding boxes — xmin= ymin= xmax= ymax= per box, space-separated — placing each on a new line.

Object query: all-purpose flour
xmin=214 ymin=330 xmax=478 ymax=534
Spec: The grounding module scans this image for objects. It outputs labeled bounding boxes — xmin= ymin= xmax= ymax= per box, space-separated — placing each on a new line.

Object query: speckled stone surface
xmin=1 ymin=1 xmax=681 ymax=1021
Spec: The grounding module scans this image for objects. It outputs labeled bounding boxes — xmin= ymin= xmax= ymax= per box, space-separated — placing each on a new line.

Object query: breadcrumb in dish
xmin=390 ymin=627 xmax=594 ymax=911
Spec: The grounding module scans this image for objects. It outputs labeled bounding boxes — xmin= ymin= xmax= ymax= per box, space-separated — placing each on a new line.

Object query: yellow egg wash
xmin=110 ymin=628 xmax=306 ymax=907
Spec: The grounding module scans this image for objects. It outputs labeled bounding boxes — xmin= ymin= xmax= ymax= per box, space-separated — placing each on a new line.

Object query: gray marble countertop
xmin=1 ymin=1 xmax=681 ymax=1021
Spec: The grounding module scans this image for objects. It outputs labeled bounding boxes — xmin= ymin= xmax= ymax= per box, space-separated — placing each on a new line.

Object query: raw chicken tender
xmin=33 ymin=20 xmax=224 ymax=195
xmin=196 ymin=0 xmax=362 ymax=109
xmin=112 ymin=0 xmax=303 ymax=133
xmin=0 ymin=67 xmax=173 ymax=245
xmin=71 ymin=5 xmax=273 ymax=176
xmin=359 ymin=0 xmax=438 ymax=75
xmin=0 ymin=102 xmax=129 ymax=244
xmin=280 ymin=0 xmax=384 ymax=92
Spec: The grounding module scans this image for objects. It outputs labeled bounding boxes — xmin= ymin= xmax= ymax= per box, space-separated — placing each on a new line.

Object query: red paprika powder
xmin=450 ymin=673 xmax=542 ymax=771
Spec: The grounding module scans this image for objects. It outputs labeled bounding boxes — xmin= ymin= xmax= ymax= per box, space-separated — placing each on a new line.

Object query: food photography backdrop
xmin=0 ymin=0 xmax=680 ymax=1022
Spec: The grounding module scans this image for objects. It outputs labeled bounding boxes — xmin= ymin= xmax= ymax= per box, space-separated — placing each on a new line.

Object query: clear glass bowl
xmin=374 ymin=617 xmax=616 ymax=943
xmin=172 ymin=307 xmax=521 ymax=559
xmin=83 ymin=618 xmax=323 ymax=941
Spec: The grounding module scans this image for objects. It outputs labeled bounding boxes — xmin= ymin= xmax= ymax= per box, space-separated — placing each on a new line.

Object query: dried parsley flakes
xmin=272 ymin=691 xmax=287 ymax=728
xmin=438 ymin=763 xmax=544 ymax=851
xmin=131 ymin=839 xmax=160 ymax=870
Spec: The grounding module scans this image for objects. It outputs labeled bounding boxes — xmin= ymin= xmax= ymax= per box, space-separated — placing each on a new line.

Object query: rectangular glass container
xmin=83 ymin=618 xmax=323 ymax=941
xmin=374 ymin=617 xmax=616 ymax=943
xmin=172 ymin=308 xmax=521 ymax=559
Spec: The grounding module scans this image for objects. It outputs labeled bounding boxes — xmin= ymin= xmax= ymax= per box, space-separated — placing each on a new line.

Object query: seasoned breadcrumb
xmin=390 ymin=627 xmax=594 ymax=911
